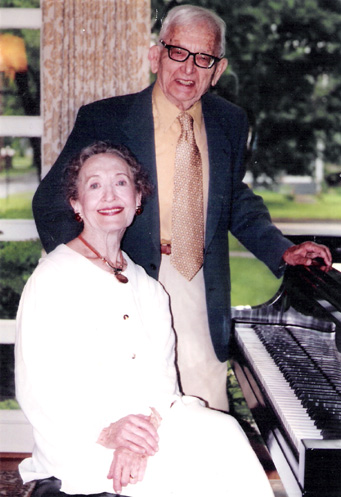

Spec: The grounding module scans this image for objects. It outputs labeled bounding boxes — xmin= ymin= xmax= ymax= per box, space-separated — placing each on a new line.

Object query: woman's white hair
xmin=159 ymin=4 xmax=226 ymax=57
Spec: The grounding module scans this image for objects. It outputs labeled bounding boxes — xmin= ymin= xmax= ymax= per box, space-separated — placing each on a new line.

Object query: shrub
xmin=0 ymin=240 xmax=42 ymax=318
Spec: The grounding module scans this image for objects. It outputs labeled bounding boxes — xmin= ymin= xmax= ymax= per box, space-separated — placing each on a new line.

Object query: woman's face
xmin=71 ymin=153 xmax=141 ymax=235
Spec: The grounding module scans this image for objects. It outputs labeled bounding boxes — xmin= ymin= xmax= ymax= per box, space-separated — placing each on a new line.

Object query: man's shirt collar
xmin=153 ymin=81 xmax=203 ymax=132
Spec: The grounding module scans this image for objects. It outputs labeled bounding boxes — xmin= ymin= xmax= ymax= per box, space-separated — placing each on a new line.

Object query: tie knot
xmin=178 ymin=112 xmax=194 ymax=131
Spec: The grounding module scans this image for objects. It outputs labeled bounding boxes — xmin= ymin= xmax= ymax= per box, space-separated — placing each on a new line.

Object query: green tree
xmin=151 ymin=0 xmax=341 ymax=180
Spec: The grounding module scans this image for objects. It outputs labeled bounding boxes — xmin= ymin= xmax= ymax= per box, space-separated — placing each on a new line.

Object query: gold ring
xmin=130 ymin=475 xmax=135 ymax=480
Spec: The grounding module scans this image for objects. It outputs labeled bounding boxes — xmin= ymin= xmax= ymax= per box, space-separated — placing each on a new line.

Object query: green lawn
xmin=0 ymin=192 xmax=34 ymax=218
xmin=0 ymin=164 xmax=36 ymax=177
xmin=256 ymin=188 xmax=341 ymax=220
xmin=0 ymin=399 xmax=19 ymax=409
xmin=230 ymin=256 xmax=281 ymax=307
xmin=229 ymin=188 xmax=341 ymax=306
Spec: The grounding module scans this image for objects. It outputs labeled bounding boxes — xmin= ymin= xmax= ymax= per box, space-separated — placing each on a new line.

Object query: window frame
xmin=0 ymin=8 xmax=43 ymax=137
xmin=0 ymin=6 xmax=41 ymax=454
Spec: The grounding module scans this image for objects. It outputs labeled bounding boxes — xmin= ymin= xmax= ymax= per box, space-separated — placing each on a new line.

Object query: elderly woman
xmin=15 ymin=141 xmax=274 ymax=497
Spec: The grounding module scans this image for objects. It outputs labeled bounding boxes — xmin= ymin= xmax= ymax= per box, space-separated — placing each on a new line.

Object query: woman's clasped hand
xmin=108 ymin=447 xmax=148 ymax=494
xmin=97 ymin=412 xmax=160 ymax=454
xmin=98 ymin=410 xmax=161 ymax=493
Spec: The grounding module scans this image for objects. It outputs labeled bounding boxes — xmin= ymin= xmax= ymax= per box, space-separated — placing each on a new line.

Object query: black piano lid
xmin=231 ymin=246 xmax=341 ymax=497
xmin=232 ymin=264 xmax=341 ymax=352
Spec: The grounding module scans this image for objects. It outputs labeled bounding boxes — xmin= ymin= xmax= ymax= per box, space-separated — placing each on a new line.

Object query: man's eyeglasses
xmin=160 ymin=40 xmax=221 ymax=69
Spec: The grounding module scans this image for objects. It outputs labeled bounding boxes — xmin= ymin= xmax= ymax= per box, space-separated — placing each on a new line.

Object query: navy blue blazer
xmin=33 ymin=84 xmax=292 ymax=361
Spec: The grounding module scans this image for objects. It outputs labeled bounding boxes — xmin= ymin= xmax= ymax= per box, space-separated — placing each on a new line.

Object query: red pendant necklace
xmin=78 ymin=235 xmax=128 ymax=284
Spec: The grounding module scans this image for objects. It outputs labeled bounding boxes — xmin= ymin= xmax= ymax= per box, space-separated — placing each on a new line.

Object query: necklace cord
xmin=77 ymin=235 xmax=128 ymax=283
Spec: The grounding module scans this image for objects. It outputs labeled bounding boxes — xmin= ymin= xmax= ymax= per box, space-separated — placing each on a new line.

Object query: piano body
xmin=231 ymin=241 xmax=341 ymax=497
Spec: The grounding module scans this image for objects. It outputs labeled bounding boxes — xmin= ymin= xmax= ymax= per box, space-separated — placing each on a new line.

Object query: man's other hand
xmin=282 ymin=241 xmax=332 ymax=268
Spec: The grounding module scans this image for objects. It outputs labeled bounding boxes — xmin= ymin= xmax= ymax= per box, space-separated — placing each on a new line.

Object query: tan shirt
xmin=152 ymin=82 xmax=209 ymax=244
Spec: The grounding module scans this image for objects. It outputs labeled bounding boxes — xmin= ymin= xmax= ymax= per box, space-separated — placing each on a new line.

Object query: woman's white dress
xmin=15 ymin=244 xmax=274 ymax=496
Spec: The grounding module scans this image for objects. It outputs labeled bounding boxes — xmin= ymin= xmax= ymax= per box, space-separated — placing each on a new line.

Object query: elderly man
xmin=33 ymin=5 xmax=331 ymax=412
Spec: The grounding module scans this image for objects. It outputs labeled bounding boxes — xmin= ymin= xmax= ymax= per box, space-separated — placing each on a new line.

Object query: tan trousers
xmin=159 ymin=255 xmax=229 ymax=411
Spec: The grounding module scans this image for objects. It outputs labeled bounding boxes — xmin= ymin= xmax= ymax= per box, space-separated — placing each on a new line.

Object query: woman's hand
xmin=108 ymin=447 xmax=148 ymax=494
xmin=97 ymin=412 xmax=160 ymax=456
xmin=100 ymin=409 xmax=162 ymax=492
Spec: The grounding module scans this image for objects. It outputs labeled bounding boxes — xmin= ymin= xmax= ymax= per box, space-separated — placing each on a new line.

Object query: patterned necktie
xmin=171 ymin=112 xmax=204 ymax=281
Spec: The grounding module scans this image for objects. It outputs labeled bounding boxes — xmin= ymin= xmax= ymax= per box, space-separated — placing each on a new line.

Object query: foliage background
xmin=0 ymin=241 xmax=42 ymax=318
xmin=151 ymin=0 xmax=341 ymax=180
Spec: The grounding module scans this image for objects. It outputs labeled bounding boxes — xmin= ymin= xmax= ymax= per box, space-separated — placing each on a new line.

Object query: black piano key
xmin=253 ymin=324 xmax=341 ymax=431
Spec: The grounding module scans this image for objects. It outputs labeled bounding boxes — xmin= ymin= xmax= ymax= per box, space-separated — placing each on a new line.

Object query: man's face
xmin=149 ymin=23 xmax=228 ymax=111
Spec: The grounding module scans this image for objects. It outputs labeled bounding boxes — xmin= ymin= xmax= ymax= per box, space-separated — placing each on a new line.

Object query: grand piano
xmin=231 ymin=236 xmax=341 ymax=497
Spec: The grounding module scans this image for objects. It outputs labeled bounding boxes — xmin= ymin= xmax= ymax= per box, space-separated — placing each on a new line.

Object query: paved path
xmin=0 ymin=172 xmax=39 ymax=199
xmin=275 ymin=221 xmax=341 ymax=236
xmin=230 ymin=221 xmax=341 ymax=259
xmin=0 ymin=219 xmax=340 ymax=242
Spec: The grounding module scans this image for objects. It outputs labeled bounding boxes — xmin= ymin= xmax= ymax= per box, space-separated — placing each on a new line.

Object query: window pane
xmin=1 ymin=1 xmax=40 ymax=8
xmin=0 ymin=133 xmax=41 ymax=406
xmin=0 ymin=240 xmax=41 ymax=408
xmin=0 ymin=344 xmax=15 ymax=405
xmin=0 ymin=135 xmax=40 ymax=201
xmin=0 ymin=28 xmax=40 ymax=116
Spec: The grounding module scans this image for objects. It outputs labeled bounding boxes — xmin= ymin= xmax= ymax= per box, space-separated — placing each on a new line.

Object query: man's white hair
xmin=159 ymin=4 xmax=226 ymax=58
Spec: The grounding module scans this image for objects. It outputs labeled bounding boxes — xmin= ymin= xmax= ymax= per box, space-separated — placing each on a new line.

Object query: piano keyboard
xmin=256 ymin=325 xmax=341 ymax=439
xmin=234 ymin=324 xmax=324 ymax=454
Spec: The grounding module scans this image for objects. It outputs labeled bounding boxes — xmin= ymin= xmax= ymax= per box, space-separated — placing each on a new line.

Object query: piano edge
xmin=231 ymin=323 xmax=341 ymax=497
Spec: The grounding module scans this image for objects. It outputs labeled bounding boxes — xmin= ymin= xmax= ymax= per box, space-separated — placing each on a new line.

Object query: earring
xmin=74 ymin=212 xmax=83 ymax=223
xmin=135 ymin=205 xmax=143 ymax=216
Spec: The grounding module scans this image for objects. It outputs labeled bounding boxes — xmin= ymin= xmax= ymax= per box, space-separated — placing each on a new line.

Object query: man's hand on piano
xmin=282 ymin=241 xmax=332 ymax=268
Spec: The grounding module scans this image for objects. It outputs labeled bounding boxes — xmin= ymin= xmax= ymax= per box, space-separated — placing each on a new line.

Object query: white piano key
xmin=234 ymin=325 xmax=323 ymax=452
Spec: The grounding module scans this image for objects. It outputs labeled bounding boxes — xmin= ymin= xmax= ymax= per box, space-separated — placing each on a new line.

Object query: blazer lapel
xmin=119 ymin=85 xmax=161 ymax=256
xmin=202 ymin=96 xmax=232 ymax=250
xmin=120 ymin=85 xmax=157 ymax=181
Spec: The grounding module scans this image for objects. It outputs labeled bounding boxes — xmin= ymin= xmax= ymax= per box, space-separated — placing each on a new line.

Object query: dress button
xmin=123 ymin=314 xmax=129 ymax=320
